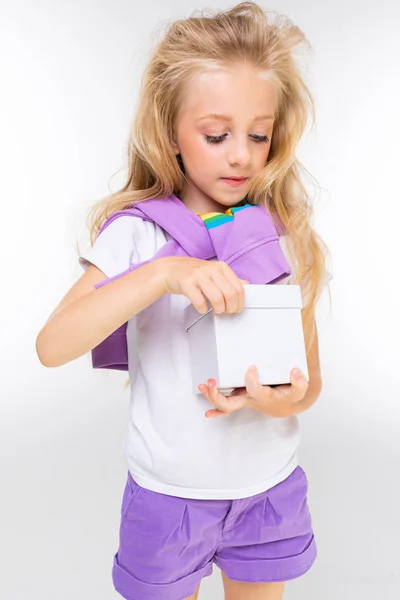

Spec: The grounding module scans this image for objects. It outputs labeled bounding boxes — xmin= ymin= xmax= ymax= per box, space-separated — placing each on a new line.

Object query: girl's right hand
xmin=157 ymin=256 xmax=248 ymax=315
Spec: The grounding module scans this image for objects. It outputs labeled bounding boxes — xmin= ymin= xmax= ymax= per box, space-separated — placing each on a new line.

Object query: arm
xmin=288 ymin=368 xmax=322 ymax=415
xmin=36 ymin=260 xmax=166 ymax=368
xmin=36 ymin=256 xmax=247 ymax=369
xmin=255 ymin=314 xmax=323 ymax=417
xmin=289 ymin=314 xmax=323 ymax=415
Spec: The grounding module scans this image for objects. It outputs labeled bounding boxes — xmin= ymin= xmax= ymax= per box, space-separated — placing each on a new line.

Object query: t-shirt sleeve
xmin=78 ymin=215 xmax=139 ymax=278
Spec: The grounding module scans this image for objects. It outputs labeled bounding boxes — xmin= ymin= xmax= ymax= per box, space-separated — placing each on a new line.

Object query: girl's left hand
xmin=198 ymin=365 xmax=309 ymax=418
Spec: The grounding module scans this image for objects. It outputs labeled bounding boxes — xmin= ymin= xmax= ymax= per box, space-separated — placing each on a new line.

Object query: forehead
xmin=178 ymin=66 xmax=278 ymax=123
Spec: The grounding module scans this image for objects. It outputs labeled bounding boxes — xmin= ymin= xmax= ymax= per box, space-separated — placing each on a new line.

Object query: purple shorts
xmin=112 ymin=465 xmax=317 ymax=600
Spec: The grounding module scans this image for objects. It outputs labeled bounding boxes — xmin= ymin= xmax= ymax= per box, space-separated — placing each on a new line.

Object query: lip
xmin=221 ymin=177 xmax=249 ymax=187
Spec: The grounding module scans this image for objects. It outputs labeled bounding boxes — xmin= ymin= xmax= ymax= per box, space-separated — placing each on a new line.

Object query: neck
xmin=177 ymin=182 xmax=246 ymax=215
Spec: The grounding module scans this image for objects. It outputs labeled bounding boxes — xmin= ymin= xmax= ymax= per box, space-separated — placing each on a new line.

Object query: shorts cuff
xmin=112 ymin=552 xmax=213 ymax=600
xmin=215 ymin=535 xmax=317 ymax=583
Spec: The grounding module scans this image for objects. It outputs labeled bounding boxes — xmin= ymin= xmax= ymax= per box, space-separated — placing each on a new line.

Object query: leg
xmin=221 ymin=570 xmax=285 ymax=600
xmin=214 ymin=467 xmax=316 ymax=600
xmin=183 ymin=582 xmax=201 ymax=600
xmin=114 ymin=478 xmax=215 ymax=600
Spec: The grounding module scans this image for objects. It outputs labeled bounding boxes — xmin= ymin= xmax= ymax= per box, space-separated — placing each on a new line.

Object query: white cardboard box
xmin=184 ymin=284 xmax=309 ymax=395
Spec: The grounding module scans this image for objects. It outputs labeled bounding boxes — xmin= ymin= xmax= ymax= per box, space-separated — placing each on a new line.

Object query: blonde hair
xmin=82 ymin=1 xmax=332 ymax=385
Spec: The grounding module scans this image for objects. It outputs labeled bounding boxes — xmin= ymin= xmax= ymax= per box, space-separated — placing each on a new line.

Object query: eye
xmin=252 ymin=135 xmax=270 ymax=144
xmin=204 ymin=134 xmax=270 ymax=144
xmin=204 ymin=134 xmax=227 ymax=144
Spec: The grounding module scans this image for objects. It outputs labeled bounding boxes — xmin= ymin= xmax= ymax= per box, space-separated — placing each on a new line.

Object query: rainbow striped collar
xmin=197 ymin=203 xmax=253 ymax=229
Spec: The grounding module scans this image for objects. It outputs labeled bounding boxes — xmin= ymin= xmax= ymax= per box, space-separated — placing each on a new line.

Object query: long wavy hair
xmin=81 ymin=1 xmax=332 ymax=384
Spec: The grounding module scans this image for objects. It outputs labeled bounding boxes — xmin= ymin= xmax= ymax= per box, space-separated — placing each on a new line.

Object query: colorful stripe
xmin=198 ymin=203 xmax=253 ymax=230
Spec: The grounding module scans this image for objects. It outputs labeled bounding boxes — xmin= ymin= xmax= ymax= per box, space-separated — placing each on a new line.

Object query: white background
xmin=1 ymin=0 xmax=399 ymax=598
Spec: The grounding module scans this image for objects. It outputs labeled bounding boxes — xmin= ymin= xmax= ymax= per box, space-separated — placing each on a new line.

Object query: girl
xmin=36 ymin=2 xmax=332 ymax=599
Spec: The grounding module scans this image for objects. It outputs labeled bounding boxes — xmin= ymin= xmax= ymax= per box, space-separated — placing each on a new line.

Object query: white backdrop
xmin=2 ymin=0 xmax=399 ymax=598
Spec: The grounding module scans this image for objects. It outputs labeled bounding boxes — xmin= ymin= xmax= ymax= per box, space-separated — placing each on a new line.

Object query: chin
xmin=218 ymin=196 xmax=248 ymax=207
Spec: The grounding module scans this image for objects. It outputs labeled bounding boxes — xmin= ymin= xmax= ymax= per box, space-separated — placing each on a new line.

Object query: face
xmin=171 ymin=63 xmax=278 ymax=214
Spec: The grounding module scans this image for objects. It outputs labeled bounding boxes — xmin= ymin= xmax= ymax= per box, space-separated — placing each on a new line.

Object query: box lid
xmin=242 ymin=284 xmax=302 ymax=308
xmin=184 ymin=284 xmax=303 ymax=331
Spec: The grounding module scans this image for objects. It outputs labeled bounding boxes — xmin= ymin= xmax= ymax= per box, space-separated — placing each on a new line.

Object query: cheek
xmin=201 ymin=146 xmax=220 ymax=172
xmin=183 ymin=138 xmax=219 ymax=173
xmin=256 ymin=145 xmax=270 ymax=168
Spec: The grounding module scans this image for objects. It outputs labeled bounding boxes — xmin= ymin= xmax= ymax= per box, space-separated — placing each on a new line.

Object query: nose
xmin=227 ymin=135 xmax=252 ymax=168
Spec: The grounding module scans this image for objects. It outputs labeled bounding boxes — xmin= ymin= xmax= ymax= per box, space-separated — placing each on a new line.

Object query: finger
xmin=205 ymin=387 xmax=247 ymax=417
xmin=197 ymin=277 xmax=226 ymax=314
xmin=198 ymin=382 xmax=229 ymax=418
xmin=209 ymin=271 xmax=241 ymax=314
xmin=220 ymin=265 xmax=246 ymax=313
xmin=220 ymin=261 xmax=246 ymax=288
xmin=207 ymin=378 xmax=229 ymax=410
xmin=198 ymin=381 xmax=225 ymax=410
xmin=245 ymin=365 xmax=268 ymax=402
xmin=181 ymin=282 xmax=209 ymax=314
xmin=199 ymin=381 xmax=249 ymax=416
xmin=290 ymin=369 xmax=309 ymax=401
xmin=198 ymin=383 xmax=214 ymax=405
xmin=205 ymin=408 xmax=228 ymax=418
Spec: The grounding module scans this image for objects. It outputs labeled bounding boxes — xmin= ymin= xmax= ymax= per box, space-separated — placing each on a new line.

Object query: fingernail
xmin=293 ymin=369 xmax=303 ymax=378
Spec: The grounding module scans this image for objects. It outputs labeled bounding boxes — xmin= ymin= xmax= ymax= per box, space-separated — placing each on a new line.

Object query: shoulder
xmin=78 ymin=210 xmax=168 ymax=277
xmin=97 ymin=211 xmax=147 ymax=242
xmin=99 ymin=211 xmax=168 ymax=246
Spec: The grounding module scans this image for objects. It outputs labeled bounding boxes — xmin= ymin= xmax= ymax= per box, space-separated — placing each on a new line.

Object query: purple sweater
xmin=90 ymin=194 xmax=291 ymax=370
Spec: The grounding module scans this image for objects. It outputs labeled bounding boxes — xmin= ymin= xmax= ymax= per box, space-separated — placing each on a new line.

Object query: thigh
xmin=222 ymin=571 xmax=285 ymax=600
xmin=215 ymin=466 xmax=317 ymax=584
xmin=113 ymin=473 xmax=222 ymax=600
xmin=183 ymin=583 xmax=201 ymax=600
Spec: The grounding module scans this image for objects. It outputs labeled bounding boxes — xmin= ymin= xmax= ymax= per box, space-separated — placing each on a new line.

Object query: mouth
xmin=221 ymin=176 xmax=249 ymax=186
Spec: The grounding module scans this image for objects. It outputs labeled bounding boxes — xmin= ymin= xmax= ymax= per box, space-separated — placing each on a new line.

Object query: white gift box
xmin=184 ymin=284 xmax=309 ymax=395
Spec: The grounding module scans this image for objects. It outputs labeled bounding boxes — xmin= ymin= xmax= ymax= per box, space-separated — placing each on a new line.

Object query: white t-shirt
xmin=79 ymin=214 xmax=332 ymax=499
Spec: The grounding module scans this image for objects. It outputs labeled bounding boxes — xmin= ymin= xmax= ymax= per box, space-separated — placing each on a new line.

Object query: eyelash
xmin=204 ymin=134 xmax=270 ymax=144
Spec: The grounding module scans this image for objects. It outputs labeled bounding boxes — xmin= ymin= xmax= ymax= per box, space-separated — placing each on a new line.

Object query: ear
xmin=170 ymin=128 xmax=180 ymax=154
xmin=170 ymin=139 xmax=180 ymax=154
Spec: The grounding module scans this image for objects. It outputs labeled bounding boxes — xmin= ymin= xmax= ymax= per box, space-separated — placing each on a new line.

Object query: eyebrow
xmin=196 ymin=113 xmax=275 ymax=122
